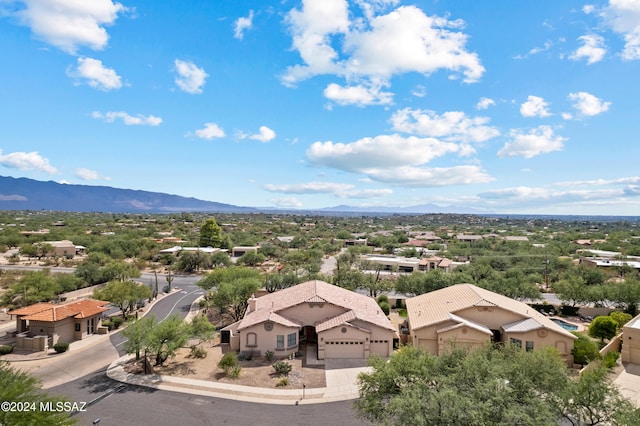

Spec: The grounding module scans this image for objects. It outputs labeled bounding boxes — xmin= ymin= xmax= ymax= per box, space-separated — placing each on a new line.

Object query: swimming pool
xmin=550 ymin=318 xmax=578 ymax=331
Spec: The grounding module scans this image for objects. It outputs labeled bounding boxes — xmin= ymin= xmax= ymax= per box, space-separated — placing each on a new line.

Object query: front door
xmin=87 ymin=318 xmax=95 ymax=335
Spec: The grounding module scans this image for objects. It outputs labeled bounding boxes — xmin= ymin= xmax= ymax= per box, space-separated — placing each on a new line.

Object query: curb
xmin=105 ymin=355 xmax=353 ymax=406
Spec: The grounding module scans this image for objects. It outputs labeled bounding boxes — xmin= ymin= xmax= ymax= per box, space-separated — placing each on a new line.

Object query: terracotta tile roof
xmin=405 ymin=284 xmax=576 ymax=339
xmin=237 ymin=280 xmax=394 ymax=332
xmin=14 ymin=299 xmax=110 ymax=322
xmin=8 ymin=302 xmax=55 ymax=316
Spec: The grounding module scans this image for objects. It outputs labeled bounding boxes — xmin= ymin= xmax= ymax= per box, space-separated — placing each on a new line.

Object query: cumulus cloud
xmin=263 ymin=181 xmax=392 ymax=199
xmin=602 ymin=0 xmax=640 ymax=60
xmin=0 ymin=150 xmax=57 ymax=174
xmin=234 ymin=10 xmax=254 ymax=40
xmin=570 ymin=34 xmax=607 ymax=64
xmin=391 ymin=108 xmax=499 ymax=143
xmin=269 ymin=197 xmax=304 ymax=208
xmin=364 ymin=165 xmax=493 ymax=187
xmin=68 ymin=57 xmax=122 ymax=91
xmin=0 ymin=194 xmax=27 ymax=201
xmin=174 ymin=59 xmax=208 ymax=94
xmin=476 ymin=97 xmax=496 ymax=110
xmin=75 ymin=168 xmax=110 ymax=181
xmin=92 ymin=111 xmax=162 ymax=126
xmin=568 ymin=91 xmax=611 ymax=116
xmin=307 ymin=134 xmax=459 ymax=172
xmin=323 ymin=82 xmax=393 ymax=106
xmin=245 ymin=126 xmax=276 ymax=143
xmin=498 ymin=126 xmax=566 ymax=158
xmin=305 ymin=133 xmax=492 ymax=187
xmin=12 ymin=0 xmax=126 ymax=54
xmin=189 ymin=123 xmax=225 ymax=140
xmin=282 ymin=1 xmax=484 ymax=103
xmin=520 ymin=95 xmax=551 ymax=118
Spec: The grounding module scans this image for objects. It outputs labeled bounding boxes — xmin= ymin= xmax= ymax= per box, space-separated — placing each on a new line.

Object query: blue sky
xmin=1 ymin=0 xmax=639 ymax=215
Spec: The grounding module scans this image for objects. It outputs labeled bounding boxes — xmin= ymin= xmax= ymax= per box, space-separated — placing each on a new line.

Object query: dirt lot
xmin=123 ymin=336 xmax=326 ymax=389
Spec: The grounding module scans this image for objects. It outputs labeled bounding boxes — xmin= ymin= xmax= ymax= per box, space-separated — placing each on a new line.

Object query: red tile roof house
xmin=221 ymin=280 xmax=395 ymax=360
xmin=8 ymin=299 xmax=110 ymax=352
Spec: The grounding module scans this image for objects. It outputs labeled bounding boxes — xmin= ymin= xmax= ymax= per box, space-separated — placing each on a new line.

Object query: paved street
xmin=52 ymin=369 xmax=369 ymax=426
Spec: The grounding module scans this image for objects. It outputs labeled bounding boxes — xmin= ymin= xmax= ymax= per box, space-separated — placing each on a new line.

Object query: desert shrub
xmin=394 ymin=298 xmax=405 ymax=309
xmin=603 ymin=351 xmax=620 ymax=368
xmin=218 ymin=352 xmax=238 ymax=374
xmin=229 ymin=365 xmax=242 ymax=378
xmin=377 ymin=295 xmax=389 ymax=304
xmin=572 ymin=333 xmax=600 ymax=366
xmin=102 ymin=320 xmax=112 ymax=331
xmin=379 ymin=302 xmax=390 ymax=316
xmin=53 ymin=342 xmax=69 ymax=353
xmin=397 ymin=308 xmax=407 ymax=317
xmin=265 ymin=350 xmax=275 ymax=361
xmin=276 ymin=377 xmax=289 ymax=387
xmin=190 ymin=345 xmax=207 ymax=359
xmin=238 ymin=351 xmax=253 ymax=361
xmin=273 ymin=360 xmax=292 ymax=376
xmin=0 ymin=345 xmax=14 ymax=355
xmin=111 ymin=316 xmax=123 ymax=329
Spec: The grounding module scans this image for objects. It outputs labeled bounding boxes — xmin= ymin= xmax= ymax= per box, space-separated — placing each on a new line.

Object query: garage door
xmin=370 ymin=339 xmax=390 ymax=357
xmin=324 ymin=341 xmax=365 ymax=359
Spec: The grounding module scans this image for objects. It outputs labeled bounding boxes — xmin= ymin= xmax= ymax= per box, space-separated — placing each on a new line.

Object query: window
xmin=510 ymin=338 xmax=522 ymax=349
xmin=526 ymin=341 xmax=534 ymax=352
xmin=276 ymin=335 xmax=284 ymax=350
xmin=75 ymin=323 xmax=81 ymax=332
xmin=287 ymin=332 xmax=297 ymax=348
xmin=246 ymin=332 xmax=257 ymax=347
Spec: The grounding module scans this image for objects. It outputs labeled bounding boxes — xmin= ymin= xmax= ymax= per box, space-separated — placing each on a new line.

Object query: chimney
xmin=248 ymin=294 xmax=258 ymax=313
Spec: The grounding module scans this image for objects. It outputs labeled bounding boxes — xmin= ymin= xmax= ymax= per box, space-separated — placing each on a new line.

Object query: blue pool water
xmin=551 ymin=318 xmax=578 ymax=331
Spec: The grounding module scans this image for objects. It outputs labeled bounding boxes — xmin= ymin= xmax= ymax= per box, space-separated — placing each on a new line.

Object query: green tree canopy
xmin=197 ymin=267 xmax=262 ymax=321
xmin=199 ymin=218 xmax=222 ymax=248
xmin=0 ymin=362 xmax=75 ymax=426
xmin=147 ymin=314 xmax=189 ymax=366
xmin=588 ymin=316 xmax=619 ymax=342
xmin=93 ymin=280 xmax=151 ymax=318
xmin=121 ymin=316 xmax=156 ymax=360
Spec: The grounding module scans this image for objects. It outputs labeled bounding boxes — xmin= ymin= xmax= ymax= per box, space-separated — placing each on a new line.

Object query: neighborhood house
xmin=405 ymin=284 xmax=577 ymax=365
xmin=222 ymin=280 xmax=395 ymax=360
xmin=8 ymin=299 xmax=110 ymax=352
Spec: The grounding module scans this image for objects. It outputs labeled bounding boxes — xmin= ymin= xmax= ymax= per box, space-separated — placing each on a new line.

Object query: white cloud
xmin=234 ymin=10 xmax=254 ymax=40
xmin=498 ymin=126 xmax=567 ymax=158
xmin=602 ymin=0 xmax=640 ymax=60
xmin=249 ymin=126 xmax=276 ymax=143
xmin=263 ymin=181 xmax=392 ymax=199
xmin=411 ymin=85 xmax=426 ymax=98
xmin=583 ymin=5 xmax=595 ymax=14
xmin=568 ymin=91 xmax=611 ymax=116
xmin=520 ymin=95 xmax=551 ymax=117
xmin=269 ymin=197 xmax=304 ymax=208
xmin=75 ymin=168 xmax=110 ymax=181
xmin=92 ymin=111 xmax=162 ymax=126
xmin=561 ymin=112 xmax=574 ymax=120
xmin=513 ymin=41 xmax=553 ymax=60
xmin=282 ymin=2 xmax=484 ymax=89
xmin=189 ymin=123 xmax=225 ymax=140
xmin=307 ymin=134 xmax=459 ymax=172
xmin=68 ymin=57 xmax=122 ymax=91
xmin=476 ymin=97 xmax=495 ymax=110
xmin=364 ymin=165 xmax=493 ymax=187
xmin=0 ymin=150 xmax=57 ymax=174
xmin=12 ymin=0 xmax=126 ymax=54
xmin=174 ymin=59 xmax=208 ymax=94
xmin=323 ymin=82 xmax=393 ymax=106
xmin=570 ymin=34 xmax=607 ymax=64
xmin=391 ymin=108 xmax=499 ymax=143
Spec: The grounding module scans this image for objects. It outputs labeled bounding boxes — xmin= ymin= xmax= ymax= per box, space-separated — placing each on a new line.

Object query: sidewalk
xmin=106 ymin=354 xmax=370 ymax=405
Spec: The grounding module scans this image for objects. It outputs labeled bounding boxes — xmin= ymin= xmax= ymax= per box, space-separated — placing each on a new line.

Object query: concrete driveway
xmin=323 ymin=359 xmax=371 ymax=402
xmin=614 ymin=363 xmax=640 ymax=405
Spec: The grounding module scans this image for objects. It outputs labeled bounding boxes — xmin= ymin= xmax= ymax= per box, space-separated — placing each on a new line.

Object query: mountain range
xmin=0 ymin=175 xmax=487 ymax=215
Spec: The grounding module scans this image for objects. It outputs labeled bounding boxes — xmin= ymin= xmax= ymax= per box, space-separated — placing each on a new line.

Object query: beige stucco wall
xmin=318 ymin=324 xmax=369 ymax=359
xmin=238 ymin=322 xmax=299 ymax=357
xmin=502 ymin=328 xmax=575 ymax=365
xmin=622 ymin=322 xmax=640 ymax=364
xmin=437 ymin=325 xmax=491 ymax=354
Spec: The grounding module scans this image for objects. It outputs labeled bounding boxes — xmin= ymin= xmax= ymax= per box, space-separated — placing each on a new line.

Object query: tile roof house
xmin=9 ymin=299 xmax=110 ymax=351
xmin=222 ymin=280 xmax=395 ymax=360
xmin=405 ymin=284 xmax=577 ymax=365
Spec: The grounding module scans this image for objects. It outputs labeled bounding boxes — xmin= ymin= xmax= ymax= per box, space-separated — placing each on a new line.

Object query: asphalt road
xmin=52 ymin=369 xmax=369 ymax=426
